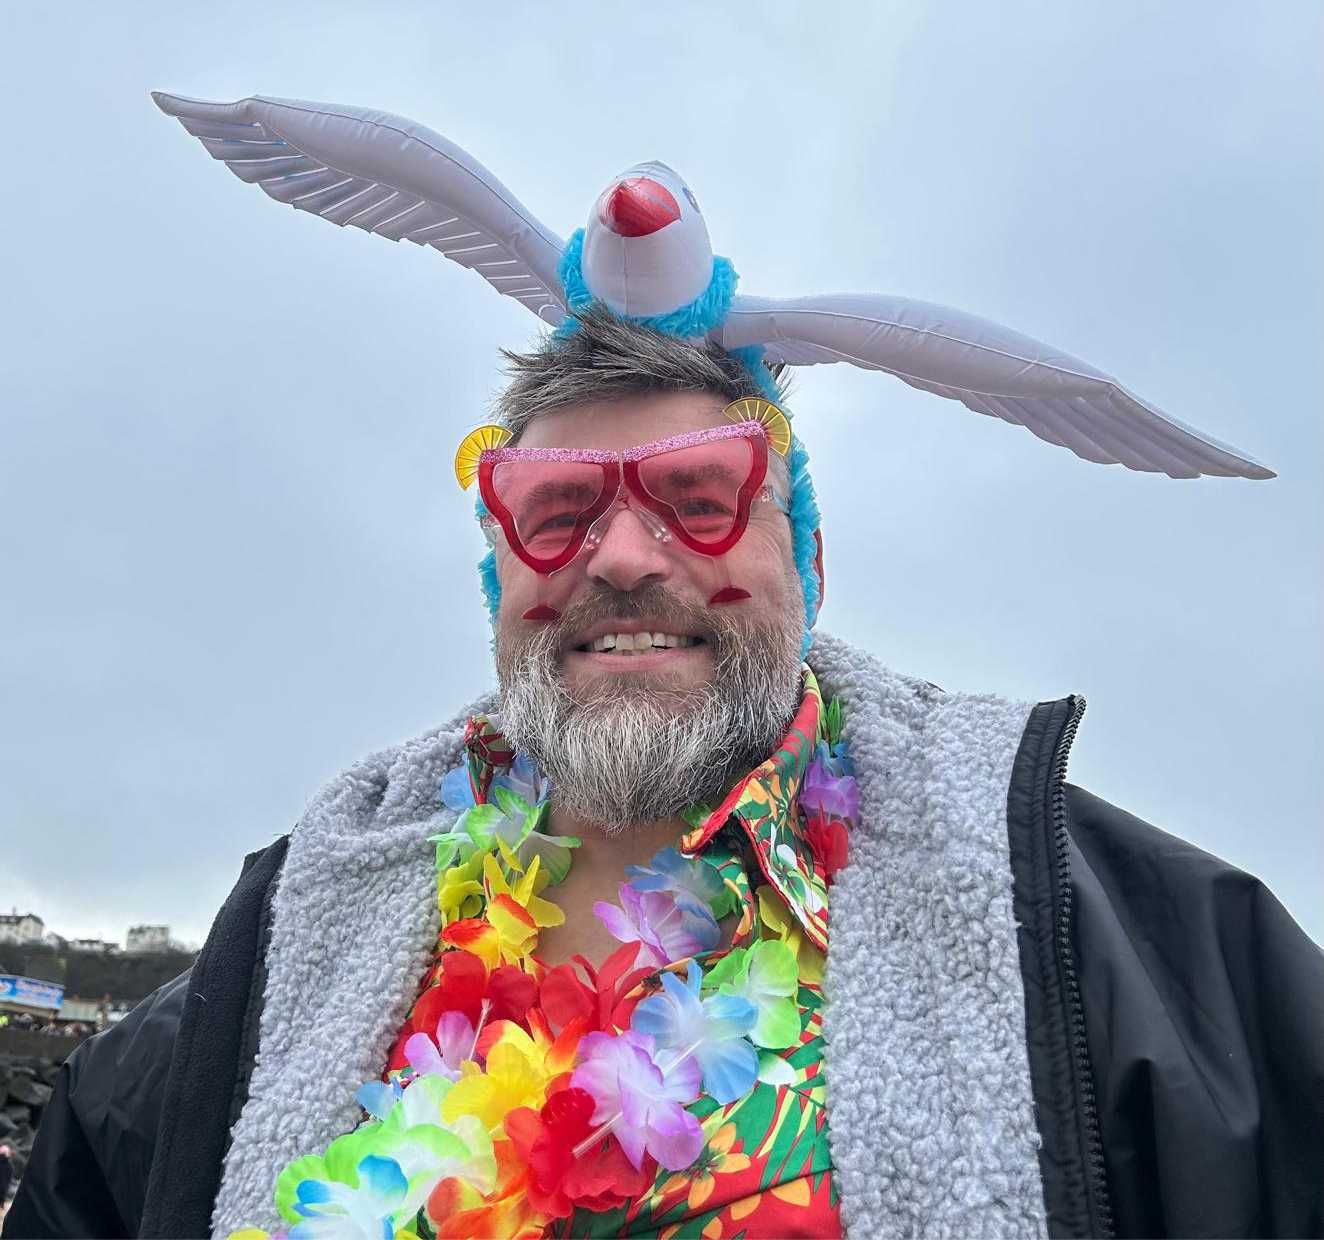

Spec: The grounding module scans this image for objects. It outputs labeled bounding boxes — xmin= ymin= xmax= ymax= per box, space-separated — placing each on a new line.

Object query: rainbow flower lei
xmin=230 ymin=700 xmax=857 ymax=1240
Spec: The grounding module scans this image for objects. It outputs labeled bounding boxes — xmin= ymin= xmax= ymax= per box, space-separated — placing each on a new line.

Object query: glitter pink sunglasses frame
xmin=477 ymin=421 xmax=775 ymax=574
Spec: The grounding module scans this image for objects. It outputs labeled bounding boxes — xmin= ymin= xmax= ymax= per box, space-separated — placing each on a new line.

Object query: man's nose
xmin=582 ymin=501 xmax=674 ymax=594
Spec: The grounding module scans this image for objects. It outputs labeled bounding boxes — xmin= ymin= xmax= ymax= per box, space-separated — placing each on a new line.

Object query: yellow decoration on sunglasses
xmin=722 ymin=398 xmax=792 ymax=457
xmin=454 ymin=424 xmax=513 ymax=489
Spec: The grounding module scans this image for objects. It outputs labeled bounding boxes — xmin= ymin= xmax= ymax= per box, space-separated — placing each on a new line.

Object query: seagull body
xmin=582 ymin=161 xmax=715 ymax=319
xmin=151 ymin=91 xmax=1274 ymax=480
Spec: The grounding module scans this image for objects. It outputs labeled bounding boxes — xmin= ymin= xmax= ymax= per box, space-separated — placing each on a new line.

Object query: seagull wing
xmin=721 ymin=292 xmax=1273 ymax=479
xmin=152 ymin=92 xmax=567 ymax=324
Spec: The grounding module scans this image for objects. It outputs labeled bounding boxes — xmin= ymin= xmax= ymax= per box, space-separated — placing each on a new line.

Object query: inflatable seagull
xmin=152 ymin=92 xmax=1273 ymax=480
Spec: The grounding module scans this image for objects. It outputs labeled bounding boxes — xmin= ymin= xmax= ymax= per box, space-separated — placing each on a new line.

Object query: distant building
xmin=68 ymin=937 xmax=119 ymax=955
xmin=126 ymin=924 xmax=171 ymax=953
xmin=57 ymin=996 xmax=105 ymax=1023
xmin=0 ymin=912 xmax=45 ymax=944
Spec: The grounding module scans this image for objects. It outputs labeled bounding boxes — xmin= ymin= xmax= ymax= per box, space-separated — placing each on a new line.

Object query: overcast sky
xmin=2 ymin=3 xmax=1320 ymax=951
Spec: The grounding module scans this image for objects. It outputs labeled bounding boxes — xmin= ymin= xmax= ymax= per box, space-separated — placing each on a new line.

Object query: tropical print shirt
xmin=384 ymin=669 xmax=851 ymax=1239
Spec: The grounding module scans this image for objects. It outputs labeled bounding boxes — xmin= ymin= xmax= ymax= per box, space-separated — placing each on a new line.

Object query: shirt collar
xmin=678 ymin=666 xmax=829 ymax=949
xmin=458 ymin=665 xmax=829 ymax=949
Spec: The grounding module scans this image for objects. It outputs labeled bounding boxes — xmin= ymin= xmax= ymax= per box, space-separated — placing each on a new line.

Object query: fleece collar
xmin=210 ymin=633 xmax=1047 ymax=1238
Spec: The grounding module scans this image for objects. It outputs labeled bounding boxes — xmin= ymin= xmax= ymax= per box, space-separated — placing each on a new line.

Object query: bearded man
xmin=8 ymin=306 xmax=1323 ymax=1240
xmin=7 ymin=95 xmax=1322 ymax=1240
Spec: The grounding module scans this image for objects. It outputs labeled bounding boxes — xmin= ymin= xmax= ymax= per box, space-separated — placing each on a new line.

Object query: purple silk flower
xmin=403 ymin=1010 xmax=475 ymax=1081
xmin=800 ymin=741 xmax=860 ymax=820
xmin=570 ymin=1030 xmax=704 ymax=1171
xmin=593 ymin=884 xmax=719 ymax=967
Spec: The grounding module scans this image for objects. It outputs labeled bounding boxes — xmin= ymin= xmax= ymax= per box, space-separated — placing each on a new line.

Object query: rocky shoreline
xmin=1 ymin=1050 xmax=66 ymax=1202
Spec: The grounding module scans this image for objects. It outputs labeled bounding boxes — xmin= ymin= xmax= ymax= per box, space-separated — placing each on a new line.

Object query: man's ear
xmin=812 ymin=529 xmax=825 ymax=621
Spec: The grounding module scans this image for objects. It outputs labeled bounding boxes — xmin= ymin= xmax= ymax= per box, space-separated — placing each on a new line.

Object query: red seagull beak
xmin=597 ymin=177 xmax=682 ymax=238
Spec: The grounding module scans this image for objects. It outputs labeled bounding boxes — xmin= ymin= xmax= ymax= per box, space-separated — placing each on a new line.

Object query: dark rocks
xmin=6 ymin=1076 xmax=51 ymax=1108
xmin=1 ymin=1053 xmax=65 ymax=1200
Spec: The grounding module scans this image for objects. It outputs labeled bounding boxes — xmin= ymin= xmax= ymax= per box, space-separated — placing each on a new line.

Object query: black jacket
xmin=6 ymin=697 xmax=1322 ymax=1238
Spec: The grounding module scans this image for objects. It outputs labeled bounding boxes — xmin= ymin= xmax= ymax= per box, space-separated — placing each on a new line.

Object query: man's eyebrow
xmin=654 ymin=462 xmax=738 ymax=487
xmin=523 ymin=479 xmax=601 ymax=504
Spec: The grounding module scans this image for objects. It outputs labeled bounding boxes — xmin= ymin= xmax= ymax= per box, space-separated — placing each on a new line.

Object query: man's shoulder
xmin=285 ymin=691 xmax=501 ymax=860
xmin=1063 ymin=784 xmax=1324 ymax=1236
xmin=1066 ymin=779 xmax=1322 ymax=1013
xmin=808 ymin=630 xmax=1046 ymax=725
xmin=65 ymin=824 xmax=295 ymax=1116
xmin=1064 ymin=782 xmax=1316 ymax=943
xmin=2 ymin=973 xmax=193 ymax=1237
xmin=65 ymin=970 xmax=190 ymax=1103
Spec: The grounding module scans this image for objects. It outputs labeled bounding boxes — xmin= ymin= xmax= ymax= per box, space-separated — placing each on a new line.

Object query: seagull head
xmin=581 ymin=161 xmax=715 ymax=318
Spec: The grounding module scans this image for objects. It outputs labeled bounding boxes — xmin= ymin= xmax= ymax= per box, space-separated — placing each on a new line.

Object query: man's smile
xmin=564 ymin=620 xmax=711 ymax=669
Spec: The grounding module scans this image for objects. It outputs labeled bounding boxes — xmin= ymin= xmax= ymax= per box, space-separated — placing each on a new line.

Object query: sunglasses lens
xmin=634 ymin=437 xmax=757 ymax=547
xmin=489 ymin=460 xmax=611 ymax=561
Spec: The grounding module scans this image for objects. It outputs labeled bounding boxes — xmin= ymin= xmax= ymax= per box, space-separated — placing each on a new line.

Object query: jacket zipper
xmin=1050 ymin=695 xmax=1115 ymax=1238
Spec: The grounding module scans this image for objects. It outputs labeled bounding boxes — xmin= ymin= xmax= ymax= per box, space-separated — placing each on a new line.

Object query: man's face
xmin=498 ymin=390 xmax=799 ymax=697
xmin=492 ymin=389 xmax=807 ymax=829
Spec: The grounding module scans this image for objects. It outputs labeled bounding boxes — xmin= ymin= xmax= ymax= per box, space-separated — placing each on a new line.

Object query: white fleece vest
xmin=211 ymin=632 xmax=1047 ymax=1238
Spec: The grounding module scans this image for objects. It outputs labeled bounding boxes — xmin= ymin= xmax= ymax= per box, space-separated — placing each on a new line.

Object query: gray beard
xmin=495 ymin=585 xmax=803 ymax=833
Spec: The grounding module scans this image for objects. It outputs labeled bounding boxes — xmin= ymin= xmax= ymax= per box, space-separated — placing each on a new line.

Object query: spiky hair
xmin=493 ymin=305 xmax=788 ymax=436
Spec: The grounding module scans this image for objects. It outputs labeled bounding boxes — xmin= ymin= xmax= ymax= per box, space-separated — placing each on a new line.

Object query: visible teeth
xmin=587 ymin=632 xmax=700 ymax=653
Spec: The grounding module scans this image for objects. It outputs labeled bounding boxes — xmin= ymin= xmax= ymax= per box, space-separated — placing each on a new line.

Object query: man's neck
xmin=533 ymin=803 xmax=697 ymax=968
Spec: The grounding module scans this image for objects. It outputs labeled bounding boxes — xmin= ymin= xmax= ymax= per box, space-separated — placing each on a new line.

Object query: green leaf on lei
xmin=704 ymin=939 xmax=799 ymax=1049
xmin=825 ymin=696 xmax=843 ymax=748
xmin=707 ymin=868 xmax=739 ymax=920
xmin=700 ymin=945 xmax=747 ymax=992
xmin=523 ymin=830 xmax=579 ymax=885
xmin=460 ymin=803 xmax=505 ymax=851
xmin=450 ymin=794 xmax=578 ymax=888
xmin=380 ymin=1122 xmax=489 ymax=1225
xmin=322 ymin=1125 xmax=378 ymax=1187
xmin=428 ymin=830 xmax=478 ymax=873
xmin=274 ymin=1152 xmax=327 ymax=1224
xmin=274 ymin=1126 xmax=377 ymax=1222
xmin=489 ymin=783 xmax=530 ymax=824
xmin=756 ymin=1049 xmax=797 ymax=1087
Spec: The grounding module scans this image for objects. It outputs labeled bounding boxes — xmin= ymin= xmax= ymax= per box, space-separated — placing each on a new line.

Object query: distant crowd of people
xmin=0 ymin=1012 xmax=97 ymax=1038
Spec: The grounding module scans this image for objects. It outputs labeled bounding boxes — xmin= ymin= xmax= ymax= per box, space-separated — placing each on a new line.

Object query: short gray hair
xmin=494 ymin=305 xmax=788 ymax=440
